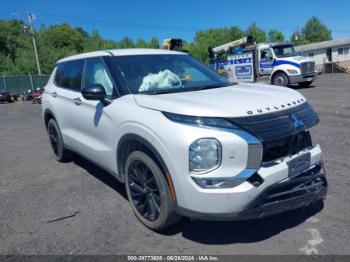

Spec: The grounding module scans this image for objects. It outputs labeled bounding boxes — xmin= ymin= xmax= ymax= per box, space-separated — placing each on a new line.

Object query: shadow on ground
xmin=73 ymin=155 xmax=127 ymax=199
xmin=73 ymin=154 xmax=324 ymax=245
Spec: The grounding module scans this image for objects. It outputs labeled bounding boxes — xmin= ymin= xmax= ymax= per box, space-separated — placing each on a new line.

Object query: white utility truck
xmin=209 ymin=37 xmax=317 ymax=87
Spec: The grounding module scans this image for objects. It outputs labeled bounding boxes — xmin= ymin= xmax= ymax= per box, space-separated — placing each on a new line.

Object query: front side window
xmin=272 ymin=45 xmax=296 ymax=58
xmin=338 ymin=48 xmax=344 ymax=55
xmin=83 ymin=58 xmax=114 ymax=96
xmin=55 ymin=60 xmax=84 ymax=91
xmin=261 ymin=49 xmax=274 ymax=61
xmin=107 ymin=54 xmax=230 ymax=94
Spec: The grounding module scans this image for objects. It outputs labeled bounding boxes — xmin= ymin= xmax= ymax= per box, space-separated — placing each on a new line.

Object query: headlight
xmin=287 ymin=69 xmax=298 ymax=74
xmin=163 ymin=112 xmax=238 ymax=129
xmin=189 ymin=138 xmax=221 ymax=173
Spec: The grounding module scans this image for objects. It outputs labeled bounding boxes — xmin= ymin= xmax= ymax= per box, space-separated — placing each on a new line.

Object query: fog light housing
xmin=192 ymin=177 xmax=244 ymax=189
xmin=189 ymin=138 xmax=221 ymax=173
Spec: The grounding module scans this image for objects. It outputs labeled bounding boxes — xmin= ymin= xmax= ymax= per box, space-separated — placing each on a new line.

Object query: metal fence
xmin=0 ymin=75 xmax=50 ymax=94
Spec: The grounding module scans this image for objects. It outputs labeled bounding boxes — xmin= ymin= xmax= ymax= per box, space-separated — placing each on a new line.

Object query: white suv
xmin=42 ymin=49 xmax=327 ymax=230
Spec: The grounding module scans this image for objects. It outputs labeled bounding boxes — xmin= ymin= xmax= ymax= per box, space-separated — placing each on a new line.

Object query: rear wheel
xmin=272 ymin=72 xmax=289 ymax=87
xmin=125 ymin=151 xmax=180 ymax=230
xmin=47 ymin=119 xmax=72 ymax=162
xmin=298 ymin=81 xmax=312 ymax=87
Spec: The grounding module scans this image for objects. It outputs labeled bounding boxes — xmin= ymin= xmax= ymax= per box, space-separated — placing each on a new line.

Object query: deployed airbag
xmin=139 ymin=70 xmax=182 ymax=92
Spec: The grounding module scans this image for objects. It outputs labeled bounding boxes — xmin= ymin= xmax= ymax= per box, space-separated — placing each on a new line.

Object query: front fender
xmin=113 ymin=121 xmax=183 ymax=199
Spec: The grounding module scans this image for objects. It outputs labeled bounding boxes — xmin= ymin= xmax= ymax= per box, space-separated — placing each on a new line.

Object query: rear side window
xmin=54 ymin=63 xmax=65 ymax=86
xmin=55 ymin=60 xmax=84 ymax=90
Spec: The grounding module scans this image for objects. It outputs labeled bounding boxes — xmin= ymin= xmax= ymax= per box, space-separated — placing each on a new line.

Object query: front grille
xmin=229 ymin=102 xmax=319 ymax=162
xmin=301 ymin=62 xmax=315 ymax=75
xmin=262 ymin=131 xmax=312 ymax=162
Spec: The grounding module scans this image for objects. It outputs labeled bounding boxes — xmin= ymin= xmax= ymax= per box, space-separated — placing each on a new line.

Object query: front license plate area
xmin=287 ymin=153 xmax=311 ymax=177
xmin=306 ymin=77 xmax=313 ymax=81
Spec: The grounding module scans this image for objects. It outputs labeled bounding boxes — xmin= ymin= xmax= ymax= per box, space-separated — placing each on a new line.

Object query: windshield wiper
xmin=139 ymin=87 xmax=186 ymax=95
xmin=194 ymin=84 xmax=233 ymax=91
xmin=139 ymin=84 xmax=232 ymax=95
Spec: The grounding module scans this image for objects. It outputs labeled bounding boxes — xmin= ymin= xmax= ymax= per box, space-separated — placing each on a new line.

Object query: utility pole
xmin=25 ymin=13 xmax=41 ymax=75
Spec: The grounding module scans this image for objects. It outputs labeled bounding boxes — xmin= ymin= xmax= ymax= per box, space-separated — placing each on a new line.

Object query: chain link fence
xmin=0 ymin=75 xmax=50 ymax=95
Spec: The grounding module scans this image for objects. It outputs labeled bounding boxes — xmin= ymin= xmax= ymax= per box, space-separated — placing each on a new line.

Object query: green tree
xmin=84 ymin=29 xmax=104 ymax=51
xmin=119 ymin=37 xmax=134 ymax=48
xmin=290 ymin=30 xmax=306 ymax=45
xmin=190 ymin=26 xmax=244 ymax=63
xmin=44 ymin=23 xmax=84 ymax=52
xmin=267 ymin=30 xmax=285 ymax=42
xmin=246 ymin=22 xmax=266 ymax=43
xmin=148 ymin=37 xmax=160 ymax=48
xmin=135 ymin=38 xmax=148 ymax=48
xmin=301 ymin=16 xmax=332 ymax=44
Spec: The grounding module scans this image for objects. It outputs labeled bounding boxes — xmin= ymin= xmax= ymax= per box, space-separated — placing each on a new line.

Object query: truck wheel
xmin=47 ymin=119 xmax=73 ymax=162
xmin=125 ymin=151 xmax=180 ymax=230
xmin=272 ymin=72 xmax=289 ymax=87
xmin=298 ymin=81 xmax=312 ymax=88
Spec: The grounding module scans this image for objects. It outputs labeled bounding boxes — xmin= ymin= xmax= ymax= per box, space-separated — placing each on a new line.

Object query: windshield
xmin=272 ymin=45 xmax=296 ymax=58
xmin=107 ymin=54 xmax=231 ymax=94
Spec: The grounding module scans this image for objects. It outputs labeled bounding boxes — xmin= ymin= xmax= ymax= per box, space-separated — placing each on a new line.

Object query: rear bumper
xmin=289 ymin=73 xmax=317 ymax=83
xmin=176 ymin=164 xmax=327 ymax=221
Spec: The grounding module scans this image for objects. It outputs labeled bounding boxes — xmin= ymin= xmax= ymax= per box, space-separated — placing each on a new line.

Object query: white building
xmin=295 ymin=37 xmax=350 ymax=72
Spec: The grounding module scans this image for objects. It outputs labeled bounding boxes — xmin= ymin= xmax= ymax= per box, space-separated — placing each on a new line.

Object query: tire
xmin=47 ymin=119 xmax=73 ymax=162
xmin=125 ymin=151 xmax=180 ymax=230
xmin=298 ymin=81 xmax=312 ymax=88
xmin=272 ymin=72 xmax=289 ymax=87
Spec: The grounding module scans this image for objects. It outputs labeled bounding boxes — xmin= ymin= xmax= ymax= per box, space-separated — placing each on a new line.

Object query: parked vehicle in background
xmin=42 ymin=49 xmax=327 ymax=230
xmin=162 ymin=38 xmax=183 ymax=51
xmin=20 ymin=90 xmax=33 ymax=101
xmin=0 ymin=90 xmax=14 ymax=103
xmin=209 ymin=36 xmax=318 ymax=87
xmin=32 ymin=88 xmax=43 ymax=104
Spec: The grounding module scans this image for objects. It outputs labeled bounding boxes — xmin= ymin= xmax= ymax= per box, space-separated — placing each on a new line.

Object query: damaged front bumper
xmin=177 ymin=164 xmax=327 ymax=220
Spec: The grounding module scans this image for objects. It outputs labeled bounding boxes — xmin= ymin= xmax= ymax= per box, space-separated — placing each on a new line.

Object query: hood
xmin=134 ymin=83 xmax=307 ymax=117
xmin=277 ymin=56 xmax=313 ymax=64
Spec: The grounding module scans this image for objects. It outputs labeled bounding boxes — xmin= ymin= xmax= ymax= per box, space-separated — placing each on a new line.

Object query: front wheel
xmin=298 ymin=81 xmax=312 ymax=87
xmin=125 ymin=151 xmax=180 ymax=230
xmin=272 ymin=72 xmax=289 ymax=87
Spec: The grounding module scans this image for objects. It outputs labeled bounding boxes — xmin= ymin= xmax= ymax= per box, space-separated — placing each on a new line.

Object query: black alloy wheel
xmin=127 ymin=160 xmax=161 ymax=221
xmin=125 ymin=151 xmax=180 ymax=230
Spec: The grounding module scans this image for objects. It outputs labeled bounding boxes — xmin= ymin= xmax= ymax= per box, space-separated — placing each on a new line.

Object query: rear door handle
xmin=73 ymin=97 xmax=82 ymax=105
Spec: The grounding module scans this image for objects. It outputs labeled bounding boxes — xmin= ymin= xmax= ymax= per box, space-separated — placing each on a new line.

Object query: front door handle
xmin=73 ymin=97 xmax=82 ymax=105
xmin=51 ymin=92 xmax=57 ymax=97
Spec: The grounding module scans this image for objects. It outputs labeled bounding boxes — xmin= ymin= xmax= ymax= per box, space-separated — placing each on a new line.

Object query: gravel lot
xmin=0 ymin=74 xmax=349 ymax=255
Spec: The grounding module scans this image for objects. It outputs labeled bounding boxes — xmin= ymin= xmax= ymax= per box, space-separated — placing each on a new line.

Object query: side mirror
xmin=82 ymin=84 xmax=111 ymax=106
xmin=82 ymin=84 xmax=106 ymax=101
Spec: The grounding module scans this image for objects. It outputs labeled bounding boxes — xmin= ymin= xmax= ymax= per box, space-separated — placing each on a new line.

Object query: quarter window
xmin=344 ymin=47 xmax=349 ymax=55
xmin=83 ymin=58 xmax=114 ymax=96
